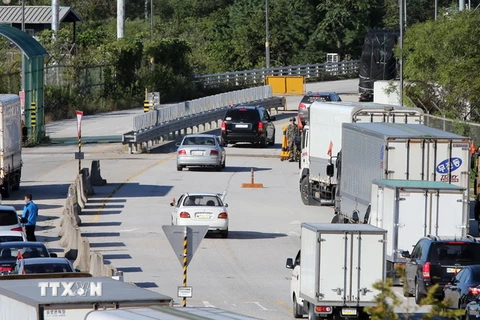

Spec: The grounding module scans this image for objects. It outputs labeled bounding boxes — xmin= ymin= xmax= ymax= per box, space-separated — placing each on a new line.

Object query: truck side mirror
xmin=326 ymin=163 xmax=334 ymax=177
xmin=285 ymin=258 xmax=294 ymax=269
xmin=401 ymin=251 xmax=410 ymax=258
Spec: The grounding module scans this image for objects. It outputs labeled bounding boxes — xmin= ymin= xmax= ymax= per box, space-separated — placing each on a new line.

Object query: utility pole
xmin=265 ymin=0 xmax=270 ymax=69
xmin=117 ymin=0 xmax=125 ymax=39
xmin=150 ymin=0 xmax=154 ymax=42
xmin=459 ymin=0 xmax=465 ymax=10
xmin=52 ymin=0 xmax=59 ymax=40
xmin=398 ymin=0 xmax=403 ymax=106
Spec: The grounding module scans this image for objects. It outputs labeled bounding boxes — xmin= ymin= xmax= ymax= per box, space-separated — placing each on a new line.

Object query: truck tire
xmin=292 ymin=295 xmax=303 ymax=318
xmin=308 ymin=303 xmax=320 ymax=320
xmin=1 ymin=182 xmax=10 ymax=199
xmin=300 ymin=176 xmax=314 ymax=206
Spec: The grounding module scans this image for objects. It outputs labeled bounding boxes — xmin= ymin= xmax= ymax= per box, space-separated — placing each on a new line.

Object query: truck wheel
xmin=300 ymin=176 xmax=314 ymax=206
xmin=292 ymin=295 xmax=303 ymax=318
xmin=1 ymin=183 xmax=10 ymax=199
xmin=308 ymin=303 xmax=320 ymax=320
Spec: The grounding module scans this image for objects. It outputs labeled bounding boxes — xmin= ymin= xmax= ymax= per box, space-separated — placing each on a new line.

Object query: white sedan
xmin=170 ymin=193 xmax=229 ymax=238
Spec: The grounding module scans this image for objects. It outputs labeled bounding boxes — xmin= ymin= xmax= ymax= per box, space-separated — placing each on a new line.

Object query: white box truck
xmin=369 ymin=179 xmax=467 ymax=283
xmin=299 ymin=101 xmax=423 ymax=206
xmin=0 ymin=276 xmax=173 ymax=320
xmin=336 ymin=123 xmax=471 ymax=231
xmin=286 ymin=223 xmax=386 ymax=320
xmin=0 ymin=94 xmax=22 ymax=198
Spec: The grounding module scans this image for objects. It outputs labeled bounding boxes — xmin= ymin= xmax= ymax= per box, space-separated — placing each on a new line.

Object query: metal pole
xmin=52 ymin=0 xmax=59 ymax=40
xmin=265 ymin=0 xmax=270 ymax=69
xmin=78 ymin=135 xmax=81 ymax=173
xmin=434 ymin=0 xmax=438 ymax=20
xmin=399 ymin=0 xmax=404 ymax=106
xmin=117 ymin=0 xmax=125 ymax=39
xmin=21 ymin=0 xmax=25 ymax=32
xmin=21 ymin=0 xmax=25 ymax=112
xmin=150 ymin=0 xmax=154 ymax=42
xmin=459 ymin=0 xmax=465 ymax=10
xmin=182 ymin=227 xmax=188 ymax=307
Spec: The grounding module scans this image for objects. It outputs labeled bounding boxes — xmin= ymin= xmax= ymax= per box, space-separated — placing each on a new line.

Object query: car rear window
xmin=25 ymin=263 xmax=71 ymax=274
xmin=0 ymin=246 xmax=49 ymax=259
xmin=183 ymin=136 xmax=216 ymax=146
xmin=301 ymin=95 xmax=332 ymax=103
xmin=225 ymin=109 xmax=259 ymax=122
xmin=0 ymin=210 xmax=18 ymax=226
xmin=429 ymin=243 xmax=480 ymax=264
xmin=183 ymin=196 xmax=222 ymax=207
xmin=0 ymin=236 xmax=23 ymax=243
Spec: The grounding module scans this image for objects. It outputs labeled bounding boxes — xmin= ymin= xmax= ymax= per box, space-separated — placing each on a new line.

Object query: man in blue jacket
xmin=21 ymin=194 xmax=38 ymax=241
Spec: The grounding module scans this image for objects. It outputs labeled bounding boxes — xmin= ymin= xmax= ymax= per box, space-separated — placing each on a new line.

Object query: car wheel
xmin=259 ymin=137 xmax=267 ymax=148
xmin=269 ymin=132 xmax=276 ymax=146
xmin=177 ymin=165 xmax=183 ymax=171
xmin=221 ymin=230 xmax=228 ymax=238
xmin=415 ymin=280 xmax=425 ymax=305
xmin=293 ymin=295 xmax=303 ymax=318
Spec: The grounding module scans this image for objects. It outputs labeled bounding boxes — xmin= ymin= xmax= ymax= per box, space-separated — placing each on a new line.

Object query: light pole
xmin=265 ymin=0 xmax=270 ymax=69
xmin=150 ymin=0 xmax=154 ymax=42
xmin=399 ymin=0 xmax=404 ymax=106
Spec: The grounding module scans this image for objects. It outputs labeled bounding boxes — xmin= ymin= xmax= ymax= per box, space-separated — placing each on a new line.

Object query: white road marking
xmin=119 ymin=228 xmax=140 ymax=232
xmin=203 ymin=301 xmax=216 ymax=307
xmin=246 ymin=302 xmax=268 ymax=310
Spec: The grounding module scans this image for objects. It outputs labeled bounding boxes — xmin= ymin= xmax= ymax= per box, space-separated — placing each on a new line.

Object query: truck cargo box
xmin=370 ymin=179 xmax=467 ymax=279
xmin=339 ymin=123 xmax=471 ymax=227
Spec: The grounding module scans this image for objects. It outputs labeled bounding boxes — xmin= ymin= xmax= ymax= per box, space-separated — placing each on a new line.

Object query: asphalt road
xmin=3 ymin=79 xmax=446 ymax=319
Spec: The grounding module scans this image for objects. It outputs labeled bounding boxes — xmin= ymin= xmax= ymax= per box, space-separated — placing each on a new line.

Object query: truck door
xmin=350 ymin=232 xmax=384 ymax=304
xmin=430 ymin=140 xmax=470 ymax=190
xmin=397 ymin=191 xmax=428 ymax=252
xmin=386 ymin=140 xmax=426 ymax=180
xmin=318 ymin=232 xmax=349 ymax=302
xmin=431 ymin=191 xmax=466 ymax=237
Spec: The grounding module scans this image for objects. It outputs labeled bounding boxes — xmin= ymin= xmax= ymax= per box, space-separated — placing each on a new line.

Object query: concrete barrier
xmin=102 ymin=264 xmax=117 ymax=277
xmin=90 ymin=160 xmax=107 ymax=186
xmin=89 ymin=252 xmax=104 ymax=277
xmin=75 ymin=177 xmax=86 ymax=209
xmin=81 ymin=168 xmax=95 ymax=196
xmin=59 ymin=215 xmax=73 ymax=245
xmin=73 ymin=237 xmax=90 ymax=273
xmin=63 ymin=227 xmax=80 ymax=260
xmin=77 ymin=174 xmax=88 ymax=206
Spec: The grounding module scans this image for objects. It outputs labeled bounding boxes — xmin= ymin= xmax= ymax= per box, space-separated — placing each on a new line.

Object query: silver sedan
xmin=176 ymin=134 xmax=226 ymax=171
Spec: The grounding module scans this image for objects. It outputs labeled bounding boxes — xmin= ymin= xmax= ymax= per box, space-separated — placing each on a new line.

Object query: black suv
xmin=402 ymin=235 xmax=480 ymax=304
xmin=221 ymin=105 xmax=276 ymax=147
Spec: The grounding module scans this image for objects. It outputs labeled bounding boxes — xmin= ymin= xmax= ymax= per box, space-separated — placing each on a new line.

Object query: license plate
xmin=196 ymin=214 xmax=212 ymax=219
xmin=235 ymin=124 xmax=248 ymax=128
xmin=341 ymin=308 xmax=357 ymax=316
xmin=446 ymin=268 xmax=461 ymax=273
xmin=191 ymin=151 xmax=204 ymax=156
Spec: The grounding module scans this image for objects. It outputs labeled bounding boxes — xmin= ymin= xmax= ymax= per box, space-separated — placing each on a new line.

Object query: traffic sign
xmin=162 ymin=225 xmax=208 ymax=267
xmin=177 ymin=286 xmax=193 ymax=298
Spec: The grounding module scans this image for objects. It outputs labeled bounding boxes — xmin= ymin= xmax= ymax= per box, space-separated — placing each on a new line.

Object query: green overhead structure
xmin=0 ymin=24 xmax=48 ymax=143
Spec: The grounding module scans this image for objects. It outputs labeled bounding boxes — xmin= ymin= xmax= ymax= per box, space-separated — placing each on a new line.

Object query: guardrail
xmin=194 ymin=60 xmax=360 ymax=87
xmin=122 ymin=96 xmax=284 ymax=154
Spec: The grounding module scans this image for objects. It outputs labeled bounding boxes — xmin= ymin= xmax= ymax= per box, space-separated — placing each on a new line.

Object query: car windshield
xmin=0 ymin=236 xmax=23 ymax=243
xmin=0 ymin=246 xmax=49 ymax=260
xmin=24 ymin=263 xmax=71 ymax=274
xmin=226 ymin=109 xmax=258 ymax=122
xmin=183 ymin=196 xmax=222 ymax=207
xmin=429 ymin=243 xmax=480 ymax=264
xmin=0 ymin=210 xmax=18 ymax=226
xmin=183 ymin=137 xmax=216 ymax=146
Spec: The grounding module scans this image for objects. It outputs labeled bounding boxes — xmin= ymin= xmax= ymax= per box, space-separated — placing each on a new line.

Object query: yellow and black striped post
xmin=182 ymin=228 xmax=188 ymax=307
xmin=144 ymin=100 xmax=150 ymax=113
xmin=78 ymin=136 xmax=82 ymax=173
xmin=30 ymin=101 xmax=37 ymax=137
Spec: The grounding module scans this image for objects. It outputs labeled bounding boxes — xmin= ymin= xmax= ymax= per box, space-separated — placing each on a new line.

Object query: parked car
xmin=12 ymin=257 xmax=76 ymax=274
xmin=176 ymin=134 xmax=226 ymax=172
xmin=297 ymin=92 xmax=342 ymax=124
xmin=402 ymin=235 xmax=480 ymax=305
xmin=170 ymin=193 xmax=229 ymax=238
xmin=444 ymin=265 xmax=480 ymax=311
xmin=465 ymin=298 xmax=480 ymax=319
xmin=0 ymin=231 xmax=26 ymax=243
xmin=0 ymin=242 xmax=57 ymax=273
xmin=0 ymin=206 xmax=23 ymax=233
xmin=221 ymin=105 xmax=276 ymax=147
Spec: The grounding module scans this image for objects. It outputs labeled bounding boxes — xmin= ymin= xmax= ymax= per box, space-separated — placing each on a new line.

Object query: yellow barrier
xmin=265 ymin=76 xmax=305 ymax=95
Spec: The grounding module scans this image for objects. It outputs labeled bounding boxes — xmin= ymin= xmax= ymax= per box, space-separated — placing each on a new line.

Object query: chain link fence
xmin=424 ymin=114 xmax=480 ymax=147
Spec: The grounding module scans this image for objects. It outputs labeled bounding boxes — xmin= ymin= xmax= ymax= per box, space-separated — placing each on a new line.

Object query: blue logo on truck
xmin=436 ymin=158 xmax=462 ymax=174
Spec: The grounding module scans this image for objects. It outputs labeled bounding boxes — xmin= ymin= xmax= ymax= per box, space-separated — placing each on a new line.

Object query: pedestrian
xmin=21 ymin=194 xmax=38 ymax=242
xmin=286 ymin=117 xmax=300 ymax=162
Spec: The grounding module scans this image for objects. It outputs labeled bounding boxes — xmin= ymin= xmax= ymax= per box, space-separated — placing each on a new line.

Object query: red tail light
xmin=315 ymin=306 xmax=332 ymax=313
xmin=11 ymin=227 xmax=22 ymax=232
xmin=178 ymin=149 xmax=186 ymax=155
xmin=422 ymin=262 xmax=431 ymax=279
xmin=210 ymin=150 xmax=218 ymax=155
xmin=218 ymin=212 xmax=228 ymax=219
xmin=468 ymin=286 xmax=480 ymax=295
xmin=0 ymin=266 xmax=12 ymax=272
xmin=179 ymin=212 xmax=190 ymax=218
xmin=298 ymin=103 xmax=307 ymax=109
xmin=258 ymin=122 xmax=264 ymax=132
xmin=221 ymin=121 xmax=226 ymax=132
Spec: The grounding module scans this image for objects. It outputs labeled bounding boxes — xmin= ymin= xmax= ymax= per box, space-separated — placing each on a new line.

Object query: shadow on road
xmin=89 ymin=242 xmax=126 ymax=248
xmin=207 ymin=231 xmax=287 ymax=239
